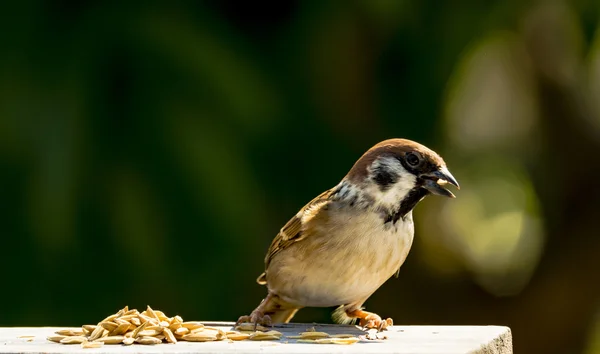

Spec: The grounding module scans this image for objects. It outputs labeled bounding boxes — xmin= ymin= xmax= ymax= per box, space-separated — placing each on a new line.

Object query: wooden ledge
xmin=0 ymin=322 xmax=512 ymax=354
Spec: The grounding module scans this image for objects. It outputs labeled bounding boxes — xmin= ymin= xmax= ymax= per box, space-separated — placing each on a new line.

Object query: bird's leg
xmin=236 ymin=295 xmax=274 ymax=328
xmin=345 ymin=308 xmax=393 ymax=331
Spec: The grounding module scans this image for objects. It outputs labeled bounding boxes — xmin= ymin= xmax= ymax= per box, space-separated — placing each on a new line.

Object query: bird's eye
xmin=405 ymin=152 xmax=420 ymax=166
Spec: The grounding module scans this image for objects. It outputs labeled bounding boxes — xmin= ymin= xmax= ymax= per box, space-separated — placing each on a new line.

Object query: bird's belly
xmin=266 ymin=211 xmax=414 ymax=307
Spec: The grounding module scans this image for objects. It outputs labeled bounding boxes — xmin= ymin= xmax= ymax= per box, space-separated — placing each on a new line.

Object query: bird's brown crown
xmin=346 ymin=138 xmax=446 ymax=183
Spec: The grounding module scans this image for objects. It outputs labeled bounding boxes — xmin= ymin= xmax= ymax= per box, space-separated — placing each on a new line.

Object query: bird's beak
xmin=421 ymin=166 xmax=460 ymax=198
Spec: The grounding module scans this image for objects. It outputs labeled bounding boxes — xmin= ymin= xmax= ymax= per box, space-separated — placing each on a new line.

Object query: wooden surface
xmin=0 ymin=322 xmax=512 ymax=354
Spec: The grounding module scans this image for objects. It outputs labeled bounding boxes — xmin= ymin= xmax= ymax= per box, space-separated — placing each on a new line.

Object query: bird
xmin=237 ymin=138 xmax=459 ymax=330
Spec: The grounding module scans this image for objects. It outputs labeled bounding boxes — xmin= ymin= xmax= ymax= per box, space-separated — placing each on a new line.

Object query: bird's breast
xmin=266 ymin=207 xmax=415 ymax=307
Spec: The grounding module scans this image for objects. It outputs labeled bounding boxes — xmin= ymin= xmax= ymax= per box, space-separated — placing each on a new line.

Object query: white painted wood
xmin=0 ymin=322 xmax=512 ymax=354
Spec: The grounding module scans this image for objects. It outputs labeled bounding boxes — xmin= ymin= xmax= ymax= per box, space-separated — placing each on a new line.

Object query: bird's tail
xmin=332 ymin=305 xmax=357 ymax=325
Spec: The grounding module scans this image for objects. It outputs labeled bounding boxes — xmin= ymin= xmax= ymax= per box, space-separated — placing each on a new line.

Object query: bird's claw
xmin=236 ymin=311 xmax=272 ymax=328
xmin=360 ymin=314 xmax=393 ymax=331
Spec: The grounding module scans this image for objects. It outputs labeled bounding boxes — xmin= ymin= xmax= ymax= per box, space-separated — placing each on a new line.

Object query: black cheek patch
xmin=373 ymin=167 xmax=397 ymax=191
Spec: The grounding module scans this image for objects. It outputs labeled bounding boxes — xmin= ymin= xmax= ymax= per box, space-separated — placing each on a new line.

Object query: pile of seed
xmin=47 ymin=306 xmax=366 ymax=348
xmin=46 ymin=306 xmax=283 ymax=348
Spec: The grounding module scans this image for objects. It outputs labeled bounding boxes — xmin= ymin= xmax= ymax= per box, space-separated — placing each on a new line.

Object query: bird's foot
xmin=236 ymin=310 xmax=272 ymax=329
xmin=346 ymin=309 xmax=393 ymax=331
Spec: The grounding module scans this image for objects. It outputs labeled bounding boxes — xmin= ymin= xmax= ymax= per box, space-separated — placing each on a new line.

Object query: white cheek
xmin=368 ymin=157 xmax=417 ymax=210
xmin=374 ymin=173 xmax=416 ymax=207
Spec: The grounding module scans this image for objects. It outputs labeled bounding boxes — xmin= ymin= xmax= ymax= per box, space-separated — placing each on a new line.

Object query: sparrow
xmin=237 ymin=138 xmax=459 ymax=330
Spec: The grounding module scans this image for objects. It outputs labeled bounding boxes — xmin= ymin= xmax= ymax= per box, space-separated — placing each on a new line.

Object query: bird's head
xmin=343 ymin=139 xmax=459 ymax=216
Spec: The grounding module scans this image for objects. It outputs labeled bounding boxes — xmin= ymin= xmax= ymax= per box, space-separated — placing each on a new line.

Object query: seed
xmin=331 ymin=334 xmax=357 ymax=338
xmin=203 ymin=328 xmax=226 ymax=340
xmin=88 ymin=326 xmax=105 ymax=341
xmin=81 ymin=341 xmax=104 ymax=348
xmin=248 ymin=332 xmax=280 ymax=341
xmin=296 ymin=339 xmax=316 ymax=343
xmin=145 ymin=305 xmax=160 ymax=321
xmin=131 ymin=321 xmax=148 ymax=338
xmin=264 ymin=330 xmax=283 ymax=337
xmin=95 ymin=336 xmax=125 ymax=344
xmin=114 ymin=318 xmax=130 ymax=326
xmin=299 ymin=331 xmax=330 ymax=339
xmin=130 ymin=317 xmax=141 ymax=326
xmin=227 ymin=332 xmax=250 ymax=341
xmin=119 ymin=315 xmax=136 ymax=322
xmin=100 ymin=321 xmax=118 ymax=332
xmin=159 ymin=321 xmax=170 ymax=328
xmin=182 ymin=322 xmax=204 ymax=330
xmin=235 ymin=323 xmax=268 ymax=332
xmin=182 ymin=333 xmax=218 ymax=342
xmin=315 ymin=337 xmax=360 ymax=345
xmin=123 ymin=309 xmax=139 ymax=316
xmin=136 ymin=336 xmax=162 ymax=345
xmin=122 ymin=337 xmax=135 ymax=345
xmin=55 ymin=329 xmax=83 ymax=336
xmin=174 ymin=327 xmax=189 ymax=335
xmin=60 ymin=336 xmax=87 ymax=344
xmin=138 ymin=329 xmax=163 ymax=337
xmin=82 ymin=325 xmax=97 ymax=332
xmin=163 ymin=328 xmax=177 ymax=344
xmin=169 ymin=323 xmax=182 ymax=331
xmin=110 ymin=322 xmax=130 ymax=335
xmin=154 ymin=311 xmax=168 ymax=322
xmin=138 ymin=314 xmax=155 ymax=325
xmin=47 ymin=335 xmax=66 ymax=343
xmin=100 ymin=314 xmax=119 ymax=323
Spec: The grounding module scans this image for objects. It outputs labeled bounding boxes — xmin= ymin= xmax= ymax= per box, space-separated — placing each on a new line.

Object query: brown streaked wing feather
xmin=261 ymin=189 xmax=334 ymax=276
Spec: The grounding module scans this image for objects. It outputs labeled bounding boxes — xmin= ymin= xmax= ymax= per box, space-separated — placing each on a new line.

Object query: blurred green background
xmin=1 ymin=1 xmax=600 ymax=353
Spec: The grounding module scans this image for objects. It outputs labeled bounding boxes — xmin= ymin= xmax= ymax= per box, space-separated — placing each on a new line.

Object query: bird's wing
xmin=256 ymin=189 xmax=334 ymax=285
